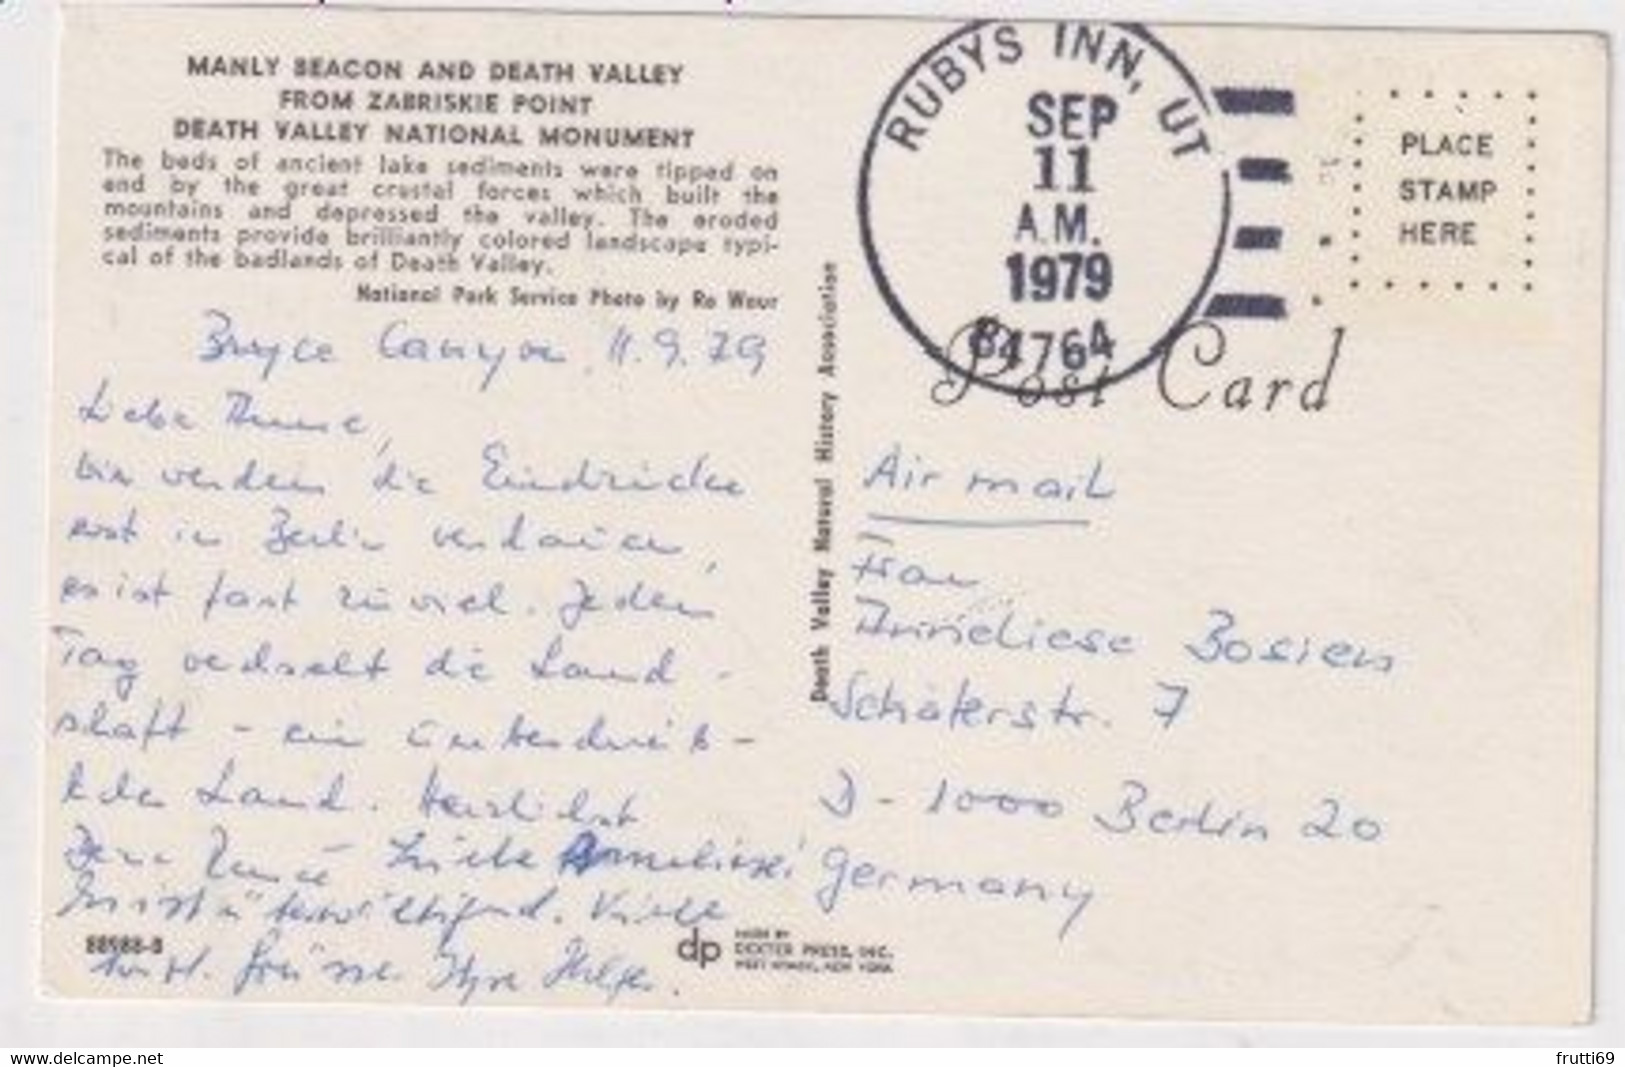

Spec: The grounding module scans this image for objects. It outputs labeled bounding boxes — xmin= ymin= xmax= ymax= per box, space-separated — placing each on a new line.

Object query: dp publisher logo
xmin=677 ymin=927 xmax=722 ymax=969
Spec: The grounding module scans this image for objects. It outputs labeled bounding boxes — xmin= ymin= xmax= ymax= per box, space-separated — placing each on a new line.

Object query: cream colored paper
xmin=45 ymin=7 xmax=1604 ymax=1023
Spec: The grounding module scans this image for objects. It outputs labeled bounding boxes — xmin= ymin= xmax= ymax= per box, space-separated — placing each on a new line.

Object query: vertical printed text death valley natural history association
xmin=45 ymin=7 xmax=1605 ymax=1023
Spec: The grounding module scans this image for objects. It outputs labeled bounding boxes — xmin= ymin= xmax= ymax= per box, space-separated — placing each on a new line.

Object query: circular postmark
xmin=859 ymin=21 xmax=1231 ymax=403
